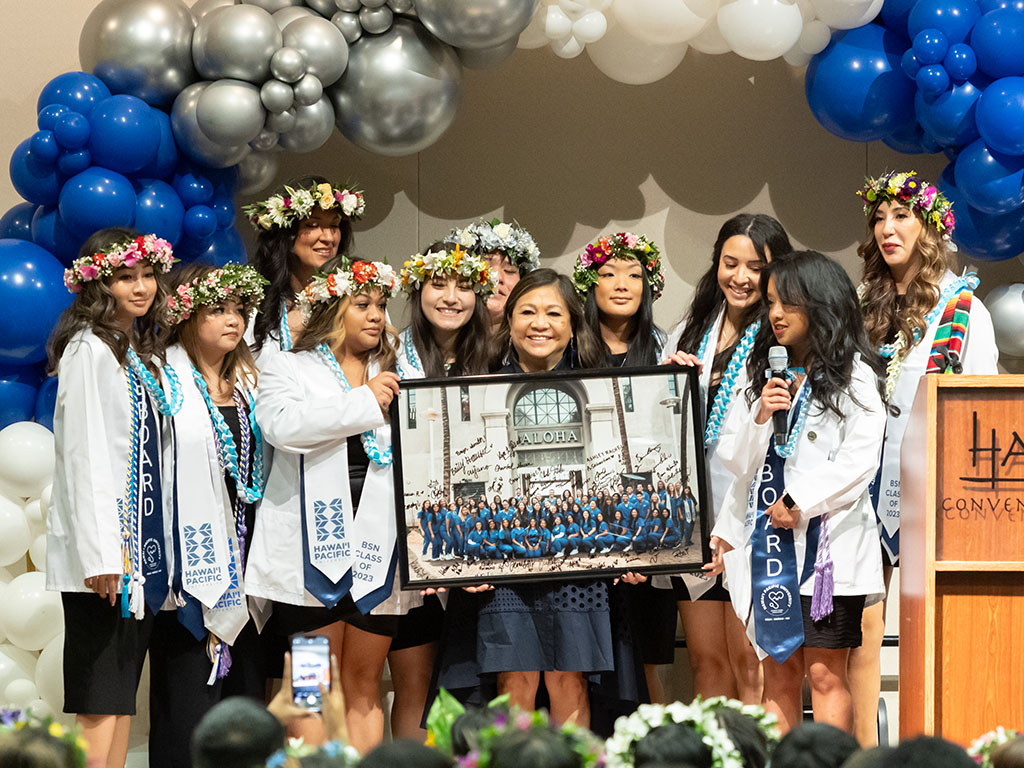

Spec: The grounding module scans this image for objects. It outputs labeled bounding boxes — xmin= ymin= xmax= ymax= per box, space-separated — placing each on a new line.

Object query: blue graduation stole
xmin=299 ymin=456 xmax=353 ymax=609
xmin=136 ymin=376 xmax=168 ymax=617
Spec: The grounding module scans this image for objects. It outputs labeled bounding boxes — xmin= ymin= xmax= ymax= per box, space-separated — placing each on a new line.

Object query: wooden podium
xmin=899 ymin=374 xmax=1024 ymax=744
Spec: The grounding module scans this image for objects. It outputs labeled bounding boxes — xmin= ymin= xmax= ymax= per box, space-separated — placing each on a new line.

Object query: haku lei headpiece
xmin=572 ymin=232 xmax=665 ymax=300
xmin=166 ymin=264 xmax=269 ymax=325
xmin=604 ymin=697 xmax=780 ymax=768
xmin=0 ymin=709 xmax=89 ymax=768
xmin=297 ymin=260 xmax=397 ymax=320
xmin=243 ymin=181 xmax=366 ymax=231
xmin=400 ymin=244 xmax=497 ymax=297
xmin=445 ymin=218 xmax=541 ymax=272
xmin=968 ymin=726 xmax=1019 ymax=768
xmin=265 ymin=738 xmax=359 ymax=768
xmin=63 ymin=234 xmax=175 ymax=293
xmin=858 ymin=170 xmax=957 ymax=249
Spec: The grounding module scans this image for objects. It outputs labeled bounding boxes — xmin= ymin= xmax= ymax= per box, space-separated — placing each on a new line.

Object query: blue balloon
xmin=917 ymin=64 xmax=953 ymax=98
xmin=37 ymin=104 xmax=70 ymax=132
xmin=914 ymin=28 xmax=950 ymax=64
xmin=883 ymin=121 xmax=939 ymax=153
xmin=915 ymin=80 xmax=982 ymax=146
xmin=954 ymin=138 xmax=1024 ymax=213
xmin=30 ymin=131 xmax=60 ymax=166
xmin=9 ymin=138 xmax=61 ymax=207
xmin=0 ymin=363 xmax=42 ymax=430
xmin=882 ymin=0 xmax=918 ymax=33
xmin=979 ymin=0 xmax=1024 ymax=10
xmin=0 ymin=203 xmax=38 ymax=241
xmin=0 ymin=239 xmax=72 ymax=365
xmin=57 ymin=149 xmax=93 ymax=177
xmin=903 ymin=48 xmax=923 ymax=77
xmin=971 ymin=8 xmax=1024 ymax=79
xmin=31 ymin=206 xmax=82 ymax=267
xmin=195 ymin=226 xmax=247 ymax=268
xmin=33 ymin=376 xmax=58 ymax=431
xmin=135 ymin=180 xmax=185 ymax=246
xmin=58 ymin=167 xmax=137 ymax=239
xmin=976 ymin=76 xmax=1024 ymax=155
xmin=88 ymin=95 xmax=161 ymax=174
xmin=138 ymin=110 xmax=179 ymax=179
xmin=37 ymin=72 xmax=111 ymax=119
xmin=54 ymin=112 xmax=91 ymax=150
xmin=944 ymin=43 xmax=978 ymax=80
xmin=174 ymin=173 xmax=214 ymax=207
xmin=806 ymin=24 xmax=916 ymax=142
xmin=939 ymin=165 xmax=1024 ymax=259
xmin=908 ymin=0 xmax=982 ymax=44
xmin=211 ymin=195 xmax=236 ymax=229
xmin=183 ymin=206 xmax=217 ymax=241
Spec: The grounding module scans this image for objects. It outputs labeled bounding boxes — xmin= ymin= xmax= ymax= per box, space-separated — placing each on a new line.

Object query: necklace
xmin=119 ymin=366 xmax=143 ymax=611
xmin=126 ymin=347 xmax=182 ymax=416
xmin=399 ymin=329 xmax=422 ymax=377
xmin=314 ymin=343 xmax=393 ymax=466
xmin=699 ymin=319 xmax=760 ymax=447
xmin=280 ymin=299 xmax=293 ymax=351
xmin=773 ymin=382 xmax=813 ymax=459
xmin=189 ymin=365 xmax=265 ymax=504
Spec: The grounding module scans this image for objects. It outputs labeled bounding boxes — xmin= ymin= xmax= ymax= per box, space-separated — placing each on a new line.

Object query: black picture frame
xmin=390 ymin=365 xmax=711 ymax=588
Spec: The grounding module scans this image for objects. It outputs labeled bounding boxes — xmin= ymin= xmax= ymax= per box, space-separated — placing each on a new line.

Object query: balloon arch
xmin=1 ymin=0 xmax=1024 ymax=721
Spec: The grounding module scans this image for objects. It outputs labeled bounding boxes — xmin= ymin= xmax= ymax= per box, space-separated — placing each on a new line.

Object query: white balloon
xmin=545 ymin=5 xmax=574 ymax=39
xmin=0 ymin=644 xmax=37 ymax=693
xmin=27 ymin=698 xmax=54 ymax=720
xmin=0 ymin=496 xmax=30 ymax=568
xmin=0 ymin=572 xmax=63 ymax=651
xmin=587 ymin=19 xmax=688 ymax=82
xmin=986 ymin=283 xmax=1024 ymax=358
xmin=0 ymin=422 xmax=55 ymax=500
xmin=551 ymin=33 xmax=585 ymax=57
xmin=808 ymin=0 xmax=883 ymax=29
xmin=573 ymin=10 xmax=608 ymax=42
xmin=29 ymin=535 xmax=47 ymax=573
xmin=798 ymin=19 xmax=831 ymax=53
xmin=35 ymin=634 xmax=63 ymax=716
xmin=612 ymin=0 xmax=712 ymax=45
xmin=783 ymin=42 xmax=813 ymax=66
xmin=689 ymin=15 xmax=730 ymax=53
xmin=38 ymin=485 xmax=51 ymax=524
xmin=717 ymin=0 xmax=803 ymax=60
xmin=22 ymin=500 xmax=45 ymax=540
xmin=5 ymin=678 xmax=38 ymax=708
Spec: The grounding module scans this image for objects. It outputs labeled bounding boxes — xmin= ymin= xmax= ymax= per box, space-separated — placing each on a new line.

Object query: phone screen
xmin=291 ymin=634 xmax=330 ymax=712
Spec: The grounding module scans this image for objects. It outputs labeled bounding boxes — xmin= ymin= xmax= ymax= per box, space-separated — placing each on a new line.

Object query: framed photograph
xmin=390 ymin=365 xmax=711 ymax=589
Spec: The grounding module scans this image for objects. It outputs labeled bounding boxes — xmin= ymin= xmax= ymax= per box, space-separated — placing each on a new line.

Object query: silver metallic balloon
xmin=359 ymin=5 xmax=394 ymax=33
xmin=238 ymin=151 xmax=280 ymax=196
xmin=987 ymin=283 xmax=1024 ymax=358
xmin=362 ymin=0 xmax=387 ymax=7
xmin=244 ymin=0 xmax=303 ymax=12
xmin=282 ymin=16 xmax=350 ymax=87
xmin=270 ymin=47 xmax=307 ymax=83
xmin=192 ymin=0 xmax=237 ymax=22
xmin=260 ymin=79 xmax=295 ymax=113
xmin=332 ymin=11 xmax=364 ymax=42
xmin=196 ymin=78 xmax=266 ymax=145
xmin=250 ymin=128 xmax=280 ymax=152
xmin=304 ymin=0 xmax=339 ymax=17
xmin=278 ymin=96 xmax=335 ymax=152
xmin=273 ymin=6 xmax=316 ymax=29
xmin=266 ymin=108 xmax=298 ymax=132
xmin=336 ymin=0 xmax=362 ymax=10
xmin=328 ymin=19 xmax=461 ymax=156
xmin=292 ymin=73 xmax=324 ymax=106
xmin=171 ymin=81 xmax=251 ymax=167
xmin=78 ymin=0 xmax=196 ymax=108
xmin=387 ymin=0 xmax=414 ymax=11
xmin=192 ymin=4 xmax=282 ymax=82
xmin=456 ymin=36 xmax=518 ymax=68
xmin=414 ymin=0 xmax=535 ymax=49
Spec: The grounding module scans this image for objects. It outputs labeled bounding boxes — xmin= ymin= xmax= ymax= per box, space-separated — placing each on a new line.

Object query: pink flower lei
xmin=63 ymin=234 xmax=176 ymax=293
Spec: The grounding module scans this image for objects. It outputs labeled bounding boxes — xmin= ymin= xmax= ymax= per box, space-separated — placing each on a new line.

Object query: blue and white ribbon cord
xmin=315 ymin=343 xmax=393 ymax=466
xmin=126 ymin=347 xmax=183 ymax=416
xmin=876 ymin=273 xmax=977 ymax=359
xmin=773 ymin=382 xmax=812 ymax=459
xmin=279 ymin=299 xmax=293 ymax=351
xmin=699 ymin=320 xmax=760 ymax=448
xmin=398 ymin=329 xmax=423 ymax=378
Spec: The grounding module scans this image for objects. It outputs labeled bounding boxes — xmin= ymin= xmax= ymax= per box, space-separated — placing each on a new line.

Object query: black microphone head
xmin=768 ymin=345 xmax=788 ymax=373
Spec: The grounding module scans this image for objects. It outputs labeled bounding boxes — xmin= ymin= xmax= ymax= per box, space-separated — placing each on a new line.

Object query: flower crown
xmin=400 ymin=244 xmax=497 ymax=297
xmin=63 ymin=234 xmax=175 ymax=293
xmin=165 ymin=263 xmax=269 ymax=325
xmin=572 ymin=232 xmax=665 ymax=300
xmin=297 ymin=259 xmax=397 ymax=319
xmin=265 ymin=738 xmax=358 ymax=768
xmin=858 ymin=170 xmax=957 ymax=246
xmin=968 ymin=726 xmax=1019 ymax=768
xmin=604 ymin=697 xmax=780 ymax=768
xmin=243 ymin=182 xmax=366 ymax=231
xmin=444 ymin=218 xmax=541 ymax=273
xmin=0 ymin=709 xmax=89 ymax=768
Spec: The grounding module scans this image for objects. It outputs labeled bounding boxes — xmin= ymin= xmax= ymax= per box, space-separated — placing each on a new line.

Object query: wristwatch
xmin=781 ymin=491 xmax=799 ymax=511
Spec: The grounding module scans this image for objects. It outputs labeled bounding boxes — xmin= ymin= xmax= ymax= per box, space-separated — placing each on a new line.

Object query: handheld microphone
xmin=768 ymin=345 xmax=789 ymax=446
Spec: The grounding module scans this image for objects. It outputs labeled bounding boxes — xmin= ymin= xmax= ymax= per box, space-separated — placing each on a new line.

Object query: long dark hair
xmin=249 ymin=175 xmax=353 ymax=352
xmin=47 ymin=226 xmax=167 ymax=375
xmin=675 ymin=214 xmax=792 ymax=366
xmin=490 ymin=268 xmax=602 ymax=371
xmin=581 ymin=258 xmax=664 ymax=367
xmin=745 ymin=250 xmax=884 ymax=420
xmin=407 ymin=242 xmax=492 ymax=376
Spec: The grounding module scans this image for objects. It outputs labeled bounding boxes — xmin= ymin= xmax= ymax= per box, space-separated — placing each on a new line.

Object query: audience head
xmin=360 ymin=740 xmax=454 ymax=768
xmin=633 ymin=723 xmax=712 ymax=768
xmin=191 ymin=697 xmax=285 ymax=768
xmin=0 ymin=723 xmax=85 ymax=768
xmin=840 ymin=746 xmax=896 ymax=768
xmin=714 ymin=708 xmax=769 ymax=768
xmin=993 ymin=735 xmax=1024 ymax=768
xmin=489 ymin=726 xmax=581 ymax=768
xmin=888 ymin=735 xmax=976 ymax=768
xmin=770 ymin=722 xmax=859 ymax=768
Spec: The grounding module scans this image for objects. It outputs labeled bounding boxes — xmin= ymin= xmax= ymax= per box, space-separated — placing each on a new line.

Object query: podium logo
xmin=184 ymin=523 xmax=216 ymax=568
xmin=314 ymin=498 xmax=346 ymax=542
xmin=960 ymin=411 xmax=1024 ymax=488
